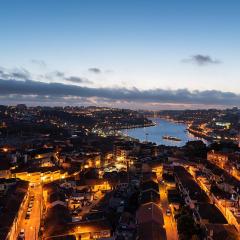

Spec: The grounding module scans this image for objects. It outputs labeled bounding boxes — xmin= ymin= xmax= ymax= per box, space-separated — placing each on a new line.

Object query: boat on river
xmin=162 ymin=135 xmax=181 ymax=141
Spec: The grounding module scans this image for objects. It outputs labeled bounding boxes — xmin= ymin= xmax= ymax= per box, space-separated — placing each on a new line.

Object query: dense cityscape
xmin=0 ymin=105 xmax=239 ymax=240
xmin=1 ymin=1 xmax=240 ymax=239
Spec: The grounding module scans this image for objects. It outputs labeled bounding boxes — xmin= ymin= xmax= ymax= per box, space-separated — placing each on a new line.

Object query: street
xmin=18 ymin=184 xmax=43 ymax=240
xmin=159 ymin=183 xmax=178 ymax=240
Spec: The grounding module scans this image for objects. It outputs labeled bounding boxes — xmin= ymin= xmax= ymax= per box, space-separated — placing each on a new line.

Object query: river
xmin=122 ymin=118 xmax=207 ymax=147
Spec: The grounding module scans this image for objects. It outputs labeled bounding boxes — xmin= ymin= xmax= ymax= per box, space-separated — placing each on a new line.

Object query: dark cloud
xmin=65 ymin=76 xmax=92 ymax=84
xmin=183 ymin=54 xmax=221 ymax=66
xmin=88 ymin=68 xmax=101 ymax=74
xmin=0 ymin=79 xmax=239 ymax=107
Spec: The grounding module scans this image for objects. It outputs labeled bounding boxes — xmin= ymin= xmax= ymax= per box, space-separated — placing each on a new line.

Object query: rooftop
xmin=205 ymin=224 xmax=239 ymax=240
xmin=140 ymin=189 xmax=160 ymax=205
xmin=174 ymin=166 xmax=209 ymax=203
xmin=136 ymin=202 xmax=164 ymax=226
xmin=196 ymin=203 xmax=227 ymax=224
xmin=0 ymin=180 xmax=29 ymax=239
xmin=138 ymin=221 xmax=167 ymax=240
xmin=140 ymin=180 xmax=159 ymax=193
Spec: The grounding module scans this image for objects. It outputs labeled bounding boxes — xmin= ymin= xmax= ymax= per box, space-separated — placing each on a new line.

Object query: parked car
xmin=18 ymin=229 xmax=25 ymax=239
xmin=166 ymin=208 xmax=171 ymax=216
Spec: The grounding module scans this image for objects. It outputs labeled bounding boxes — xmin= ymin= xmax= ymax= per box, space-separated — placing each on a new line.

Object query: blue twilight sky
xmin=0 ymin=0 xmax=240 ymax=109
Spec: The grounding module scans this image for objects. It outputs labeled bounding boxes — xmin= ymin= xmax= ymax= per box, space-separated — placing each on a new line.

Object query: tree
xmin=177 ymin=214 xmax=196 ymax=239
xmin=176 ymin=206 xmax=199 ymax=240
xmin=184 ymin=140 xmax=207 ymax=159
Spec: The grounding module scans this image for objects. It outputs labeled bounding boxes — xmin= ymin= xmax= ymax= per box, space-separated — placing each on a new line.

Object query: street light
xmin=3 ymin=147 xmax=8 ymax=152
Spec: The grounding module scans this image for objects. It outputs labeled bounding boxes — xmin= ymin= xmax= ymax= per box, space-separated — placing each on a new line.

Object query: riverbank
xmin=106 ymin=122 xmax=156 ymax=131
xmin=187 ymin=127 xmax=213 ymax=142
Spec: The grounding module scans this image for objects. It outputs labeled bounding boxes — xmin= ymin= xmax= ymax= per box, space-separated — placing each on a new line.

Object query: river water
xmin=122 ymin=118 xmax=206 ymax=147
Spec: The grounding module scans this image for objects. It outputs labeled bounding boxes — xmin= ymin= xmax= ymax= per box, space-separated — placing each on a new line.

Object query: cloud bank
xmin=0 ymin=78 xmax=239 ymax=109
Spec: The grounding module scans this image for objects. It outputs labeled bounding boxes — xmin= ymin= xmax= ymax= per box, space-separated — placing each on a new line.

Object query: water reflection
xmin=122 ymin=118 xmax=207 ymax=147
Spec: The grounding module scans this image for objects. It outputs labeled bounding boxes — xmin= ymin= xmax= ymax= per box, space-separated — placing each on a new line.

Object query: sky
xmin=0 ymin=0 xmax=240 ymax=109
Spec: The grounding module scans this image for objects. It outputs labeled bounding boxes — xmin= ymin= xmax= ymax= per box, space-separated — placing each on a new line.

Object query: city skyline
xmin=1 ymin=0 xmax=240 ymax=109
